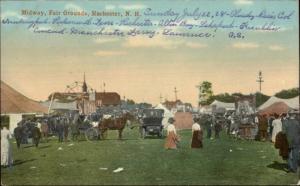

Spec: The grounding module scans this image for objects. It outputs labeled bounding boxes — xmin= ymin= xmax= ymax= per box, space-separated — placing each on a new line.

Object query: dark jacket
xmin=275 ymin=132 xmax=289 ymax=160
xmin=258 ymin=117 xmax=268 ymax=131
xmin=14 ymin=126 xmax=23 ymax=140
xmin=32 ymin=127 xmax=41 ymax=139
xmin=285 ymin=118 xmax=300 ymax=148
xmin=57 ymin=120 xmax=65 ymax=135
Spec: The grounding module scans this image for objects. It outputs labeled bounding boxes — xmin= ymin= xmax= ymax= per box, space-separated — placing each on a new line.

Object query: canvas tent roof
xmin=1 ymin=81 xmax=48 ymax=114
xmin=154 ymin=104 xmax=174 ymax=116
xmin=41 ymin=101 xmax=78 ymax=111
xmin=199 ymin=105 xmax=212 ymax=114
xmin=154 ymin=103 xmax=174 ymax=128
xmin=258 ymin=96 xmax=299 ymax=110
xmin=210 ymin=100 xmax=235 ymax=110
xmin=259 ymin=102 xmax=292 ymax=116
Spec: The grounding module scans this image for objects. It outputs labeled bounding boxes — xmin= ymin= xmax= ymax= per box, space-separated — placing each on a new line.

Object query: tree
xmin=126 ymin=99 xmax=135 ymax=105
xmin=198 ymin=81 xmax=213 ymax=106
xmin=255 ymin=92 xmax=270 ymax=107
xmin=210 ymin=93 xmax=235 ymax=103
xmin=275 ymin=88 xmax=299 ymax=99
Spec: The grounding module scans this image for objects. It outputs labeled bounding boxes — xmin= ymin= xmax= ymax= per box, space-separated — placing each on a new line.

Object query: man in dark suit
xmin=285 ymin=111 xmax=300 ymax=173
xmin=258 ymin=114 xmax=268 ymax=141
xmin=57 ymin=117 xmax=65 ymax=143
xmin=205 ymin=116 xmax=212 ymax=139
xmin=14 ymin=122 xmax=23 ymax=149
xmin=32 ymin=123 xmax=41 ymax=147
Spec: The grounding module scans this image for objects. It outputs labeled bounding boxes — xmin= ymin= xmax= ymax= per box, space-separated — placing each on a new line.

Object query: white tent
xmin=210 ymin=100 xmax=235 ymax=111
xmin=1 ymin=81 xmax=48 ymax=133
xmin=199 ymin=105 xmax=212 ymax=114
xmin=154 ymin=103 xmax=174 ymax=128
xmin=258 ymin=96 xmax=299 ymax=110
xmin=41 ymin=101 xmax=78 ymax=112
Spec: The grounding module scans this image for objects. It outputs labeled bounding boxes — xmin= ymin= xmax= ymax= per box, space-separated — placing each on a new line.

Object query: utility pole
xmin=196 ymin=83 xmax=201 ymax=108
xmin=174 ymin=87 xmax=178 ymax=101
xmin=103 ymin=82 xmax=106 ymax=93
xmin=256 ymin=71 xmax=264 ymax=92
xmin=159 ymin=93 xmax=163 ymax=103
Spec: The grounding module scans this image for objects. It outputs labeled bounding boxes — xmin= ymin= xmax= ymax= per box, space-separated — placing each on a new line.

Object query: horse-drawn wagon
xmin=70 ymin=113 xmax=100 ymax=141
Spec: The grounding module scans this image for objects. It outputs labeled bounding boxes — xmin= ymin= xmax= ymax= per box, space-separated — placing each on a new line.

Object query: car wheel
xmin=158 ymin=131 xmax=163 ymax=138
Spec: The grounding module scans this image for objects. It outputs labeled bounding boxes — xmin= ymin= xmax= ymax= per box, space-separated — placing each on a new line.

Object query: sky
xmin=1 ymin=0 xmax=299 ymax=106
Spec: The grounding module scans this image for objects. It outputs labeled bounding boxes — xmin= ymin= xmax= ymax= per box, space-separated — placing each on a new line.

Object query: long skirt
xmin=191 ymin=130 xmax=203 ymax=148
xmin=1 ymin=140 xmax=13 ymax=166
xmin=165 ymin=131 xmax=179 ymax=149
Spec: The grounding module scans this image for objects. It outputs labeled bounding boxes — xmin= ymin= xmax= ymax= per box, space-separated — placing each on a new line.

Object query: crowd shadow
xmin=13 ymin=159 xmax=37 ymax=166
xmin=38 ymin=145 xmax=51 ymax=149
xmin=23 ymin=145 xmax=34 ymax=148
xmin=76 ymin=158 xmax=87 ymax=163
xmin=267 ymin=161 xmax=288 ymax=172
xmin=142 ymin=136 xmax=165 ymax=140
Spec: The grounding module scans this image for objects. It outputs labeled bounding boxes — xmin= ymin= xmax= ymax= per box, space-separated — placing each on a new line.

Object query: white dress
xmin=1 ymin=128 xmax=13 ymax=166
xmin=271 ymin=119 xmax=282 ymax=143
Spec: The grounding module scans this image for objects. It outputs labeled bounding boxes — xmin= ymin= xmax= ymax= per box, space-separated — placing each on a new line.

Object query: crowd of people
xmin=0 ymin=115 xmax=80 ymax=168
xmin=1 ymin=109 xmax=299 ymax=184
xmin=163 ymin=110 xmax=300 ymax=184
xmin=12 ymin=116 xmax=72 ymax=147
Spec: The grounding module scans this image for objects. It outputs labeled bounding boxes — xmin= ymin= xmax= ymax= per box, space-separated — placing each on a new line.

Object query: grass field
xmin=1 ymin=127 xmax=298 ymax=185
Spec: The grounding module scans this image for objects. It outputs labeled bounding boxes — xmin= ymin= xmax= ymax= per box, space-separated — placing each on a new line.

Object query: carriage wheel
xmin=85 ymin=128 xmax=99 ymax=141
xmin=101 ymin=130 xmax=108 ymax=140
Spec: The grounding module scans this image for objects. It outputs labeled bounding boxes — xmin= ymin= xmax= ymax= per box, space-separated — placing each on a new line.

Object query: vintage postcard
xmin=1 ymin=0 xmax=299 ymax=185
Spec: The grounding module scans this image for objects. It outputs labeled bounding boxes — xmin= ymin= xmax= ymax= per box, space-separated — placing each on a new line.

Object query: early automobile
xmin=140 ymin=109 xmax=164 ymax=138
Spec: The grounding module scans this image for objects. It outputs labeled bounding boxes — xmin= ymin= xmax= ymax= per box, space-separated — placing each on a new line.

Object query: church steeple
xmin=82 ymin=72 xmax=87 ymax=93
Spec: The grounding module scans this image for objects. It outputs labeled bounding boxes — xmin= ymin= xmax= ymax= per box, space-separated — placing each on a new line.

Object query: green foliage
xmin=199 ymin=87 xmax=298 ymax=108
xmin=1 ymin=129 xmax=297 ymax=185
xmin=255 ymin=92 xmax=270 ymax=107
xmin=211 ymin=93 xmax=235 ymax=103
xmin=126 ymin=99 xmax=135 ymax=105
xmin=275 ymin=88 xmax=299 ymax=99
xmin=199 ymin=81 xmax=213 ymax=105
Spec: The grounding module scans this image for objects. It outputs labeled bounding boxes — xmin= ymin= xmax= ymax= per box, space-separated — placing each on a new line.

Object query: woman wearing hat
xmin=191 ymin=118 xmax=203 ymax=148
xmin=164 ymin=118 xmax=180 ymax=149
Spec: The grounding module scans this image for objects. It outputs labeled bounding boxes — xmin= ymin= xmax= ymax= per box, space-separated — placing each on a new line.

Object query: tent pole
xmin=48 ymin=93 xmax=55 ymax=114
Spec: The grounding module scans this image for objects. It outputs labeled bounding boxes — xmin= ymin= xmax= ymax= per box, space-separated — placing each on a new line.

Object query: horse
xmin=98 ymin=112 xmax=134 ymax=140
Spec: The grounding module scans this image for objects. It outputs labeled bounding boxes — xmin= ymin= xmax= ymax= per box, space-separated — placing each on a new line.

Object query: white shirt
xmin=37 ymin=122 xmax=42 ymax=130
xmin=192 ymin=123 xmax=201 ymax=132
xmin=271 ymin=119 xmax=282 ymax=142
xmin=167 ymin=124 xmax=176 ymax=135
xmin=255 ymin=116 xmax=259 ymax=124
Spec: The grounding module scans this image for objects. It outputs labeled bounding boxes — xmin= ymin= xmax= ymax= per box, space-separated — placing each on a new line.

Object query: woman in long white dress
xmin=271 ymin=114 xmax=282 ymax=143
xmin=1 ymin=126 xmax=13 ymax=167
